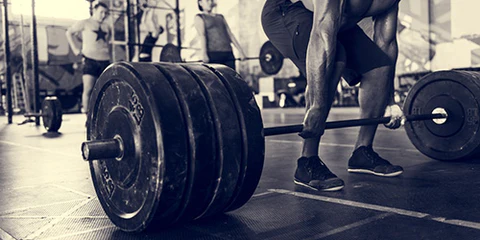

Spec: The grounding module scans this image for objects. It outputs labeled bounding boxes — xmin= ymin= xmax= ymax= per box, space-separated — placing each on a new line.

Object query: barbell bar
xmin=182 ymin=55 xmax=273 ymax=63
xmin=126 ymin=42 xmax=200 ymax=50
xmin=20 ymin=96 xmax=63 ymax=132
xmin=82 ymin=111 xmax=447 ymax=161
xmin=160 ymin=41 xmax=285 ymax=75
xmin=264 ymin=111 xmax=447 ymax=136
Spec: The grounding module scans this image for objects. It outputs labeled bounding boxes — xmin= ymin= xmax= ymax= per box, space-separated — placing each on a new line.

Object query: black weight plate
xmin=159 ymin=43 xmax=182 ymax=63
xmin=87 ymin=62 xmax=189 ymax=232
xmin=204 ymin=64 xmax=265 ymax=212
xmin=259 ymin=41 xmax=284 ymax=75
xmin=403 ymin=70 xmax=480 ymax=161
xmin=152 ymin=63 xmax=217 ymax=223
xmin=181 ymin=64 xmax=243 ymax=219
xmin=42 ymin=97 xmax=62 ymax=132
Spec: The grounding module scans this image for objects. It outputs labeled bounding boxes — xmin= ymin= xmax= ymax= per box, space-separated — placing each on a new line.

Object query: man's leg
xmin=82 ymin=74 xmax=96 ymax=114
xmin=296 ymin=44 xmax=346 ymax=191
xmin=338 ymin=25 xmax=403 ymax=177
xmin=347 ymin=65 xmax=403 ymax=176
xmin=302 ymin=43 xmax=346 ymax=157
xmin=354 ymin=65 xmax=392 ymax=148
xmin=262 ymin=1 xmax=345 ymax=191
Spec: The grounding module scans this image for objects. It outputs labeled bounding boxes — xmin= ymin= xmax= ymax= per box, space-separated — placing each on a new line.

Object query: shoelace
xmin=363 ymin=147 xmax=390 ymax=165
xmin=306 ymin=159 xmax=335 ymax=180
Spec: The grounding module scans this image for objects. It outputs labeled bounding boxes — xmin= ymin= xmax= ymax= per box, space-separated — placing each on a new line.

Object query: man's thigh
xmin=338 ymin=26 xmax=393 ymax=86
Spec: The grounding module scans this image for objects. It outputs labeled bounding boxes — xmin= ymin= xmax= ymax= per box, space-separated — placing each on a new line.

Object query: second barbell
xmin=159 ymin=41 xmax=284 ymax=75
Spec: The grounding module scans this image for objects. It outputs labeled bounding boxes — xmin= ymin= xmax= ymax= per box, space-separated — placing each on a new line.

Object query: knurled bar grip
xmin=82 ymin=113 xmax=446 ymax=160
xmin=263 ymin=113 xmax=447 ymax=136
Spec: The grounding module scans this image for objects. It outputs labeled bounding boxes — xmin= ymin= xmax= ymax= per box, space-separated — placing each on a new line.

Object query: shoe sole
xmin=347 ymin=168 xmax=403 ymax=177
xmin=293 ymin=180 xmax=344 ymax=192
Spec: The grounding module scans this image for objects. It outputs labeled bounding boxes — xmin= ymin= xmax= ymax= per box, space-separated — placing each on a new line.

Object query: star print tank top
xmin=76 ymin=18 xmax=111 ymax=60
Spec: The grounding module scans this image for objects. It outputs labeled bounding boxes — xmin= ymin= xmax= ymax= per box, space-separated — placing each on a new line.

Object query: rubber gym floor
xmin=0 ymin=107 xmax=479 ymax=240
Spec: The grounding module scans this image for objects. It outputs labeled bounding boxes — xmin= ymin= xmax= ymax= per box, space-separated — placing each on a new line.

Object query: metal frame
xmin=108 ymin=0 xmax=185 ymax=61
xmin=1 ymin=0 xmax=44 ymax=125
xmin=174 ymin=0 xmax=181 ymax=49
xmin=31 ymin=0 xmax=40 ymax=125
xmin=124 ymin=0 xmax=132 ymax=60
xmin=2 ymin=0 xmax=13 ymax=123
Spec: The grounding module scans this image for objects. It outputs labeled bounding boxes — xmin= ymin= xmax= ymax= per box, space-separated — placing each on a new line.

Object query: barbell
xmin=81 ymin=62 xmax=478 ymax=232
xmin=20 ymin=96 xmax=63 ymax=132
xmin=159 ymin=41 xmax=285 ymax=75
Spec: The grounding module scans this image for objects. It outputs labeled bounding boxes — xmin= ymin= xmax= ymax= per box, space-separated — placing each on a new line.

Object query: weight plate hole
xmin=432 ymin=107 xmax=448 ymax=125
xmin=114 ymin=134 xmax=125 ymax=161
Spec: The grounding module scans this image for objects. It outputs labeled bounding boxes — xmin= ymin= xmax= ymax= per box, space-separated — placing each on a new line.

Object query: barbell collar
xmin=82 ymin=136 xmax=124 ymax=161
xmin=264 ymin=113 xmax=447 ymax=137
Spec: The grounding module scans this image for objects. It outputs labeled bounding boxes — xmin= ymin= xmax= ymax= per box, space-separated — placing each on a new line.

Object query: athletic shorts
xmin=261 ymin=0 xmax=393 ymax=86
xmin=139 ymin=32 xmax=158 ymax=62
xmin=82 ymin=56 xmax=110 ymax=77
xmin=207 ymin=51 xmax=236 ymax=70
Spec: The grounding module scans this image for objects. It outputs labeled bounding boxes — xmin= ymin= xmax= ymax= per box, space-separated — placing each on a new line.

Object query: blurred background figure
xmin=194 ymin=0 xmax=246 ymax=70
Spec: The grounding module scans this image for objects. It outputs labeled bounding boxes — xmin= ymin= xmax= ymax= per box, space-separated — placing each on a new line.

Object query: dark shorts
xmin=82 ymin=56 xmax=110 ymax=77
xmin=208 ymin=51 xmax=236 ymax=70
xmin=139 ymin=32 xmax=158 ymax=62
xmin=261 ymin=0 xmax=393 ymax=86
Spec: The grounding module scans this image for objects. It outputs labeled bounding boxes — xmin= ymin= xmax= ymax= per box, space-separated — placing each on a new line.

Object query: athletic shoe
xmin=294 ymin=156 xmax=344 ymax=191
xmin=348 ymin=145 xmax=403 ymax=177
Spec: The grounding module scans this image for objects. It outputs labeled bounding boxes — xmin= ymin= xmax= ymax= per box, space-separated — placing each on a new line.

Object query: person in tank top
xmin=194 ymin=0 xmax=246 ymax=70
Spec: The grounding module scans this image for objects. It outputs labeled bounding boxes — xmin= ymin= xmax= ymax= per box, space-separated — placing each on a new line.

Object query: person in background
xmin=194 ymin=0 xmax=247 ymax=70
xmin=166 ymin=13 xmax=177 ymax=44
xmin=138 ymin=0 xmax=165 ymax=62
xmin=66 ymin=2 xmax=111 ymax=116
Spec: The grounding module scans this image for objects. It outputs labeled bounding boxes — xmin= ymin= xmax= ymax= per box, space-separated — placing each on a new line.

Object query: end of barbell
xmin=264 ymin=53 xmax=272 ymax=62
xmin=82 ymin=136 xmax=124 ymax=161
xmin=432 ymin=107 xmax=448 ymax=125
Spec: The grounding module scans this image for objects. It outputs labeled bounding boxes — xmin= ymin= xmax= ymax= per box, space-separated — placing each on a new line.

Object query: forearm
xmin=199 ymin=36 xmax=208 ymax=59
xmin=230 ymin=35 xmax=245 ymax=57
xmin=378 ymin=40 xmax=398 ymax=106
xmin=306 ymin=35 xmax=337 ymax=111
xmin=194 ymin=16 xmax=208 ymax=60
xmin=151 ymin=13 xmax=162 ymax=37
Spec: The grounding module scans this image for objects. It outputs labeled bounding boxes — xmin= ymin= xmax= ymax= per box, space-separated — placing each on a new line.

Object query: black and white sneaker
xmin=348 ymin=146 xmax=403 ymax=177
xmin=294 ymin=156 xmax=344 ymax=191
